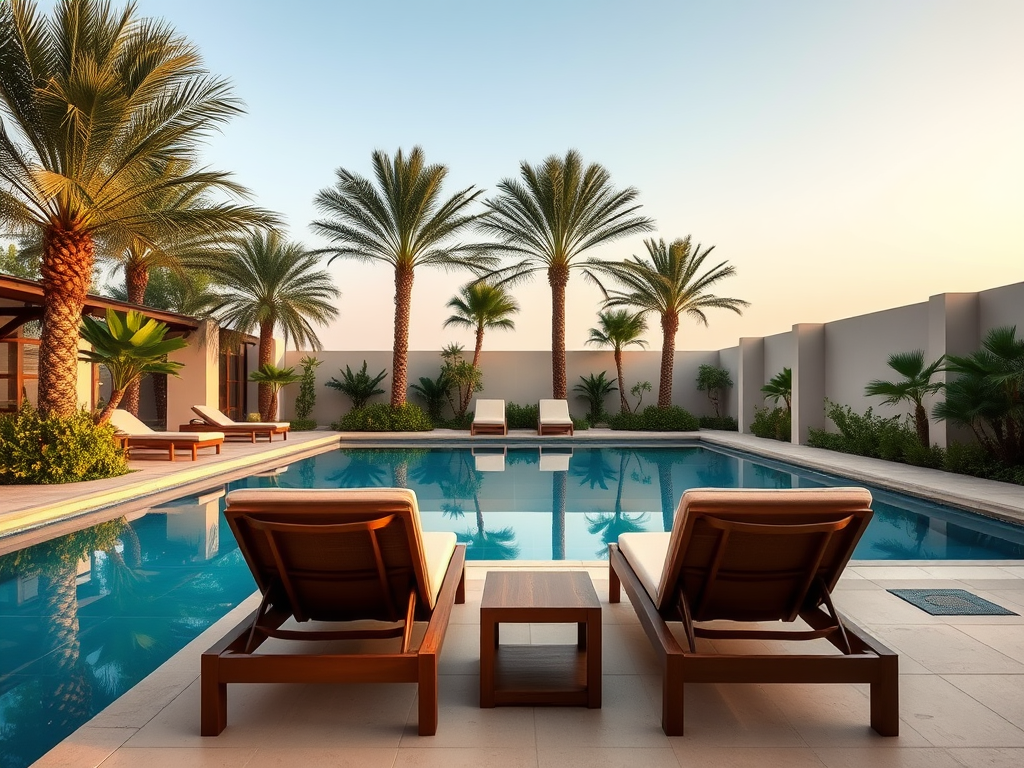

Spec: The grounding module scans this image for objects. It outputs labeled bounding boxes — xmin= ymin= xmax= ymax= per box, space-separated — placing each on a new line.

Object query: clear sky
xmin=50 ymin=0 xmax=1024 ymax=352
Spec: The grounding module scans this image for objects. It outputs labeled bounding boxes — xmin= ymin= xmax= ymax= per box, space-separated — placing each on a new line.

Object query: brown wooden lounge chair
xmin=470 ymin=398 xmax=507 ymax=436
xmin=109 ymin=409 xmax=224 ymax=461
xmin=538 ymin=399 xmax=574 ymax=435
xmin=201 ymin=488 xmax=466 ymax=737
xmin=609 ymin=487 xmax=899 ymax=737
xmin=186 ymin=405 xmax=290 ymax=442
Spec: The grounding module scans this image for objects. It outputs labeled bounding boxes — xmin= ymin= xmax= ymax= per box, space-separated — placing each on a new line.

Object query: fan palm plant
xmin=0 ymin=0 xmax=268 ymax=416
xmin=595 ymin=237 xmax=749 ymax=408
xmin=586 ymin=309 xmax=648 ymax=413
xmin=865 ymin=350 xmax=944 ymax=448
xmin=762 ymin=367 xmax=793 ymax=412
xmin=443 ymin=282 xmax=519 ymax=368
xmin=248 ymin=364 xmax=300 ymax=421
xmin=207 ymin=230 xmax=339 ymax=419
xmin=312 ymin=147 xmax=494 ymax=406
xmin=78 ymin=310 xmax=187 ymax=424
xmin=573 ymin=372 xmax=618 ymax=424
xmin=478 ymin=149 xmax=654 ymax=399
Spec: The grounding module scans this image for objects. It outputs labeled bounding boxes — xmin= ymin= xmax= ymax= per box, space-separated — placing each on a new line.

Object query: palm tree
xmin=79 ymin=310 xmax=187 ymax=424
xmin=586 ymin=309 xmax=648 ymax=413
xmin=762 ymin=367 xmax=793 ymax=412
xmin=0 ymin=0 xmax=265 ymax=416
xmin=312 ymin=147 xmax=493 ymax=407
xmin=572 ymin=372 xmax=618 ymax=424
xmin=865 ymin=350 xmax=944 ymax=448
xmin=100 ymin=160 xmax=273 ymax=416
xmin=596 ymin=237 xmax=748 ymax=409
xmin=443 ymin=282 xmax=519 ymax=368
xmin=208 ymin=231 xmax=339 ymax=419
xmin=478 ymin=149 xmax=654 ymax=399
xmin=248 ymin=363 xmax=300 ymax=422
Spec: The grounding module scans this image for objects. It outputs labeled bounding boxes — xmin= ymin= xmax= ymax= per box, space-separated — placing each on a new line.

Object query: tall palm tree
xmin=596 ymin=237 xmax=749 ymax=408
xmin=0 ymin=0 xmax=264 ymax=416
xmin=100 ymin=160 xmax=273 ymax=415
xmin=586 ymin=309 xmax=648 ymax=414
xmin=443 ymin=281 xmax=519 ymax=368
xmin=865 ymin=350 xmax=944 ymax=448
xmin=208 ymin=231 xmax=339 ymax=419
xmin=478 ymin=149 xmax=654 ymax=399
xmin=312 ymin=147 xmax=493 ymax=407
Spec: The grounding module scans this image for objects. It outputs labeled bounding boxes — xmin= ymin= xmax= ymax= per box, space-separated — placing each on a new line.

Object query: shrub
xmin=289 ymin=418 xmax=318 ymax=431
xmin=435 ymin=412 xmax=474 ymax=430
xmin=0 ymin=405 xmax=129 ymax=484
xmin=332 ymin=403 xmax=433 ymax=432
xmin=326 ymin=361 xmax=387 ymax=410
xmin=750 ymin=406 xmax=790 ymax=441
xmin=696 ymin=364 xmax=732 ymax=418
xmin=573 ymin=372 xmax=616 ymax=424
xmin=506 ymin=402 xmax=539 ymax=430
xmin=807 ymin=401 xmax=942 ymax=468
xmin=294 ymin=355 xmax=322 ymax=421
xmin=699 ymin=416 xmax=738 ymax=431
xmin=609 ymin=405 xmax=699 ymax=431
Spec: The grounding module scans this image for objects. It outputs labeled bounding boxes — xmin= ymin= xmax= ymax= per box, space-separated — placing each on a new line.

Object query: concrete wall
xmin=166 ymin=319 xmax=219 ymax=430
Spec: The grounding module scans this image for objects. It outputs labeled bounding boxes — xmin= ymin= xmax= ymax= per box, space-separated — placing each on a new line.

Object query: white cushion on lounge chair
xmin=109 ymin=410 xmax=223 ymax=441
xmin=422 ymin=531 xmax=459 ymax=605
xmin=539 ymin=399 xmax=572 ymax=425
xmin=192 ymin=404 xmax=289 ymax=429
xmin=472 ymin=399 xmax=505 ymax=425
xmin=617 ymin=532 xmax=670 ymax=604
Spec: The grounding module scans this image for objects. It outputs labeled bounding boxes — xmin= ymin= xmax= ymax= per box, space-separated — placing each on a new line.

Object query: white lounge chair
xmin=109 ymin=409 xmax=224 ymax=461
xmin=188 ymin=405 xmax=290 ymax=442
xmin=470 ymin=399 xmax=507 ymax=436
xmin=538 ymin=399 xmax=574 ymax=436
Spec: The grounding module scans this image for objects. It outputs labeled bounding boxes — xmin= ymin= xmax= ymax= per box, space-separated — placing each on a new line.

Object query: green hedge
xmin=0 ymin=405 xmax=130 ymax=484
xmin=608 ymin=405 xmax=699 ymax=431
xmin=699 ymin=416 xmax=738 ymax=431
xmin=750 ymin=406 xmax=791 ymax=441
xmin=288 ymin=418 xmax=318 ymax=431
xmin=332 ymin=403 xmax=433 ymax=432
xmin=506 ymin=402 xmax=539 ymax=429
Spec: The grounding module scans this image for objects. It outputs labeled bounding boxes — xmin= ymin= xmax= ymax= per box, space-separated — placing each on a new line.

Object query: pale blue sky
xmin=63 ymin=1 xmax=1024 ymax=350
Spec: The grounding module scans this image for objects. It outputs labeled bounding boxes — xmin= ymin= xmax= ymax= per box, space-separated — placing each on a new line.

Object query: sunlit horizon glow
xmin=37 ymin=0 xmax=1024 ymax=352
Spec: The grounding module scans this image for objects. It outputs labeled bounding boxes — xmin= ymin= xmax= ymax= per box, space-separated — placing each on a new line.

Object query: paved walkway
xmin=33 ymin=562 xmax=1024 ymax=768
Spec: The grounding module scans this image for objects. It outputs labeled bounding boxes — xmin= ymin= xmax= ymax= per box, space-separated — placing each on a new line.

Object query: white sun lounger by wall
xmin=471 ymin=399 xmax=507 ymax=436
xmin=538 ymin=399 xmax=574 ymax=436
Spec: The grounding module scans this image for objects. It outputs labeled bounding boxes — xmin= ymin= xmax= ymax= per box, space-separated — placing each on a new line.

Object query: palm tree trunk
xmin=614 ymin=348 xmax=629 ymax=414
xmin=549 ymin=264 xmax=569 ymax=399
xmin=391 ymin=265 xmax=414 ymax=408
xmin=914 ymin=403 xmax=930 ymax=448
xmin=122 ymin=263 xmax=150 ymax=417
xmin=658 ymin=312 xmax=679 ymax=409
xmin=43 ymin=559 xmax=91 ymax=730
xmin=551 ymin=470 xmax=566 ymax=560
xmin=97 ymin=388 xmax=126 ymax=424
xmin=258 ymin=319 xmax=274 ymax=420
xmin=473 ymin=324 xmax=484 ymax=369
xmin=39 ymin=228 xmax=96 ymax=416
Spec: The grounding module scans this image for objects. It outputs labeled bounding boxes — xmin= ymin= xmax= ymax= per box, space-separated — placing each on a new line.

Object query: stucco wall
xmin=979 ymin=281 xmax=1024 ymax=335
xmin=763 ymin=331 xmax=794 ymax=390
xmin=824 ymin=302 xmax=929 ymax=419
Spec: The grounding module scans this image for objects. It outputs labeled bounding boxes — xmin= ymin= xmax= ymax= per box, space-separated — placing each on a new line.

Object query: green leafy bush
xmin=609 ymin=405 xmax=699 ymax=431
xmin=294 ymin=355 xmax=322 ymax=420
xmin=435 ymin=412 xmax=474 ymax=430
xmin=332 ymin=403 xmax=433 ymax=432
xmin=699 ymin=416 xmax=738 ymax=431
xmin=289 ymin=418 xmax=318 ymax=431
xmin=749 ymin=406 xmax=790 ymax=441
xmin=506 ymin=403 xmax=540 ymax=430
xmin=807 ymin=401 xmax=942 ymax=469
xmin=0 ymin=405 xmax=130 ymax=484
xmin=326 ymin=361 xmax=387 ymax=410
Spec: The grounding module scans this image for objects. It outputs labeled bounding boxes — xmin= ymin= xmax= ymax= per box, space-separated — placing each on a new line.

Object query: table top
xmin=481 ymin=571 xmax=600 ymax=611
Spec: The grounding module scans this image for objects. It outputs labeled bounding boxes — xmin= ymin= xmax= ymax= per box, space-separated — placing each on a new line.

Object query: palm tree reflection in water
xmin=586 ymin=449 xmax=651 ymax=558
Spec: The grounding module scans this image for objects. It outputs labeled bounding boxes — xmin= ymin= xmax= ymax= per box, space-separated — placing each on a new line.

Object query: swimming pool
xmin=1 ymin=443 xmax=1022 ymax=765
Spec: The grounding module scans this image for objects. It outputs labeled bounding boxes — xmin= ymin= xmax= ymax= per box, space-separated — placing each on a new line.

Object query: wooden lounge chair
xmin=187 ymin=404 xmax=290 ymax=442
xmin=201 ymin=488 xmax=467 ymax=737
xmin=609 ymin=487 xmax=899 ymax=737
xmin=471 ymin=398 xmax=507 ymax=435
xmin=538 ymin=399 xmax=574 ymax=435
xmin=108 ymin=409 xmax=224 ymax=461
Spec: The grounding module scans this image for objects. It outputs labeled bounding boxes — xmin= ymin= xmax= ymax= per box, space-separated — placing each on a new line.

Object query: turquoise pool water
xmin=1 ymin=444 xmax=1022 ymax=765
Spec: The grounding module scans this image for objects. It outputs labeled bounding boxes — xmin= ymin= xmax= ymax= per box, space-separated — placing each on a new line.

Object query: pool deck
xmin=14 ymin=428 xmax=1024 ymax=768
xmin=32 ymin=561 xmax=1024 ymax=768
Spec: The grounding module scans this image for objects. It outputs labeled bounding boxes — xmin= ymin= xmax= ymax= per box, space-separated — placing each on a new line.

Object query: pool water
xmin=1 ymin=444 xmax=1022 ymax=765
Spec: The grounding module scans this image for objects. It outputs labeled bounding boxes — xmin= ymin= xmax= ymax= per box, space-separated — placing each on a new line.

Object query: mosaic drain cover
xmin=887 ymin=588 xmax=1018 ymax=616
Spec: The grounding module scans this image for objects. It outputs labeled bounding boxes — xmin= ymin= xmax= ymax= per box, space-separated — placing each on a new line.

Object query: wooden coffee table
xmin=480 ymin=571 xmax=601 ymax=708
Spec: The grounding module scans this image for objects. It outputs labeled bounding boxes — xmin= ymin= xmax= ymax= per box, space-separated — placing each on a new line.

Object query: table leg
xmin=577 ymin=621 xmax=586 ymax=649
xmin=480 ymin=615 xmax=496 ymax=708
xmin=587 ymin=609 xmax=602 ymax=708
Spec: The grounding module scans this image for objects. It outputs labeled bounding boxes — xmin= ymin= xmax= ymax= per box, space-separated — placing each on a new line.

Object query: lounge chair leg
xmin=200 ymin=653 xmax=227 ymax=736
xmin=417 ymin=652 xmax=439 ymax=736
xmin=456 ymin=567 xmax=466 ymax=604
xmin=871 ymin=653 xmax=900 ymax=736
xmin=192 ymin=445 xmax=198 ymax=460
xmin=169 ymin=444 xmax=175 ymax=461
xmin=662 ymin=653 xmax=685 ymax=736
xmin=609 ymin=550 xmax=620 ymax=603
